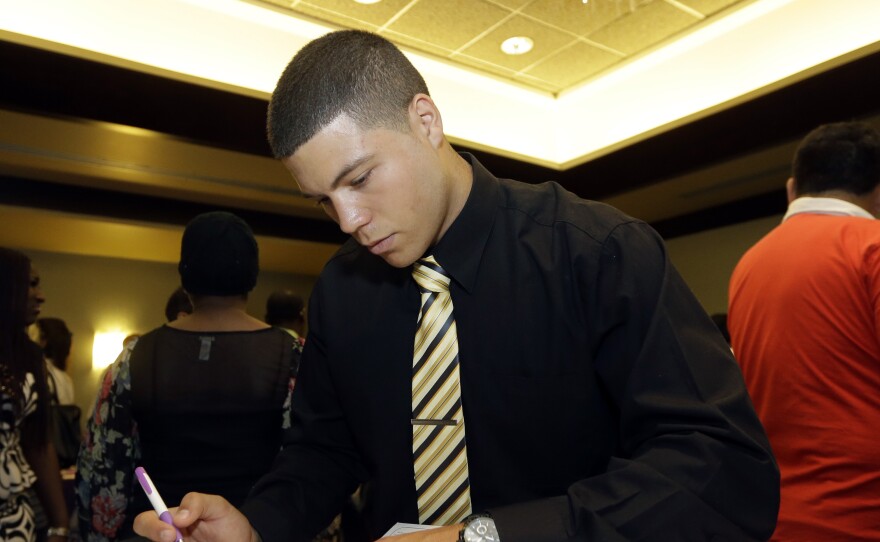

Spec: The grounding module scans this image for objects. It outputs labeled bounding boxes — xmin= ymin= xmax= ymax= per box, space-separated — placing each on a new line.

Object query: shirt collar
xmin=783 ymin=196 xmax=875 ymax=221
xmin=428 ymin=153 xmax=500 ymax=294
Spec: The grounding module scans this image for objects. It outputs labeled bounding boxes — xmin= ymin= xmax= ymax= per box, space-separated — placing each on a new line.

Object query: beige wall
xmin=664 ymin=214 xmax=783 ymax=315
xmin=25 ymin=249 xmax=316 ymax=428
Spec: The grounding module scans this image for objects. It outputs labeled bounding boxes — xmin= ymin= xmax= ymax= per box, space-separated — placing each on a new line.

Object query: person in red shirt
xmin=729 ymin=121 xmax=880 ymax=541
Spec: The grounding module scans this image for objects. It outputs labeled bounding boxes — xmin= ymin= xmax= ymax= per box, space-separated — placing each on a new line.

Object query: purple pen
xmin=135 ymin=467 xmax=185 ymax=542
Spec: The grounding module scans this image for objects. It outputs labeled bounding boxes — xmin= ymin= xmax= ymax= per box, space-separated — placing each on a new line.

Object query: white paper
xmin=383 ymin=522 xmax=441 ymax=537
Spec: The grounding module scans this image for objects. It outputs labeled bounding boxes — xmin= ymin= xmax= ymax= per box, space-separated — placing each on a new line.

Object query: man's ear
xmin=410 ymin=94 xmax=444 ymax=148
xmin=785 ymin=177 xmax=798 ymax=204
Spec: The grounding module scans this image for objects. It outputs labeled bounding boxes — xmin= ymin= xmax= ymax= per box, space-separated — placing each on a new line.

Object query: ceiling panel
xmin=491 ymin=0 xmax=533 ymax=9
xmin=524 ymin=40 xmax=620 ymax=88
xmin=586 ymin=1 xmax=699 ymax=55
xmin=676 ymin=0 xmax=748 ymax=17
xmin=261 ymin=0 xmax=755 ymax=94
xmin=522 ymin=0 xmax=632 ymax=37
xmin=459 ymin=15 xmax=576 ymax=73
xmin=387 ymin=0 xmax=510 ymax=52
xmin=289 ymin=0 xmax=410 ymax=28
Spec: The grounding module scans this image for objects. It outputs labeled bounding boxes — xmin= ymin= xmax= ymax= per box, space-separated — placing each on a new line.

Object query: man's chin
xmin=379 ymin=252 xmax=418 ymax=269
xmin=382 ymin=257 xmax=414 ymax=269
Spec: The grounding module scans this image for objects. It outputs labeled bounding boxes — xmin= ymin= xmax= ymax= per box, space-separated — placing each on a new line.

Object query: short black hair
xmin=267 ymin=30 xmax=429 ymax=159
xmin=178 ymin=212 xmax=259 ymax=296
xmin=164 ymin=286 xmax=193 ymax=322
xmin=265 ymin=290 xmax=305 ymax=327
xmin=36 ymin=317 xmax=72 ymax=371
xmin=792 ymin=121 xmax=880 ymax=196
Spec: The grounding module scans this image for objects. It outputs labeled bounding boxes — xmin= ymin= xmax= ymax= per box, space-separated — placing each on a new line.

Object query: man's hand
xmin=377 ymin=524 xmax=461 ymax=542
xmin=133 ymin=492 xmax=259 ymax=542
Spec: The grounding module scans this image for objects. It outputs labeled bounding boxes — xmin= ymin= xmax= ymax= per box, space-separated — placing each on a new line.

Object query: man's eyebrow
xmin=300 ymin=153 xmax=374 ymax=200
xmin=331 ymin=154 xmax=374 ymax=190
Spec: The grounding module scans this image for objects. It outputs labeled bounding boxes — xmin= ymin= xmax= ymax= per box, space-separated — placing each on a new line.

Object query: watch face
xmin=463 ymin=518 xmax=499 ymax=542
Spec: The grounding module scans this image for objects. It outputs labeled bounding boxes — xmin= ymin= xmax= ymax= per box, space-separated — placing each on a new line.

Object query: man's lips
xmin=367 ymin=235 xmax=394 ymax=255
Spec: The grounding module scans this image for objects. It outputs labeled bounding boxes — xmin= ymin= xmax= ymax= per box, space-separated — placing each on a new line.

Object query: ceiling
xmin=260 ymin=0 xmax=750 ymax=94
xmin=1 ymin=0 xmax=880 ymax=277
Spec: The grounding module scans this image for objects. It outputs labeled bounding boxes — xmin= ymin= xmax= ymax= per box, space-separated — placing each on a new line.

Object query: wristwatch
xmin=458 ymin=513 xmax=500 ymax=542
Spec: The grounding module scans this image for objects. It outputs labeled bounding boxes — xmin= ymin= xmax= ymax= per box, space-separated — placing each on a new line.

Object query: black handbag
xmin=47 ymin=370 xmax=83 ymax=468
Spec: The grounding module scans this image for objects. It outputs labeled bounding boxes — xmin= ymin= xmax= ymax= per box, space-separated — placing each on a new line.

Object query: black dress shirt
xmin=242 ymin=154 xmax=779 ymax=541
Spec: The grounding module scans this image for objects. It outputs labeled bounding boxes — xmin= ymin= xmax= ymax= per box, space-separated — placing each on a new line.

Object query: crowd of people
xmin=2 ymin=217 xmax=313 ymax=542
xmin=3 ymin=28 xmax=879 ymax=542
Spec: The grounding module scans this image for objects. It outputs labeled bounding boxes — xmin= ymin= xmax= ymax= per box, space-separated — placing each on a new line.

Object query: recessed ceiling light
xmin=500 ymin=36 xmax=534 ymax=55
xmin=353 ymin=0 xmax=382 ymax=4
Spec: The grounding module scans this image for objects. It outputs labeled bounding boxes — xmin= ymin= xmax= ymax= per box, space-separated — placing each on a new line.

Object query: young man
xmin=135 ymin=30 xmax=778 ymax=542
xmin=729 ymin=121 xmax=880 ymax=540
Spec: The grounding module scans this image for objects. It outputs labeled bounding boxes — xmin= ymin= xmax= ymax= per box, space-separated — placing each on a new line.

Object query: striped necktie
xmin=411 ymin=256 xmax=472 ymax=525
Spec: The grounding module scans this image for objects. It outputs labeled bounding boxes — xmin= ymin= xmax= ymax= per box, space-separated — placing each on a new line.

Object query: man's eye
xmin=352 ymin=170 xmax=371 ymax=186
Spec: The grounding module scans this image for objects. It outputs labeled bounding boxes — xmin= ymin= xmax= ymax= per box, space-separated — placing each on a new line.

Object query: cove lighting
xmin=92 ymin=331 xmax=127 ymax=370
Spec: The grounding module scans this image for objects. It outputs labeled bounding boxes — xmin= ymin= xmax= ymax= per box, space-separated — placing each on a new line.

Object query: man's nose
xmin=336 ymin=202 xmax=369 ymax=235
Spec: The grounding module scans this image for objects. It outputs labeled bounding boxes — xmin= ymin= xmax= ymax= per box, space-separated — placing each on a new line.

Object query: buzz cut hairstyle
xmin=267 ymin=30 xmax=430 ymax=160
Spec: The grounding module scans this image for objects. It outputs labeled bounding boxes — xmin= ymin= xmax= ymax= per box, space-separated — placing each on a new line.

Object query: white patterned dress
xmin=0 ymin=371 xmax=39 ymax=541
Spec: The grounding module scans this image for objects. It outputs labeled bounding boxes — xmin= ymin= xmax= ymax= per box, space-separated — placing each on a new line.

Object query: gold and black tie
xmin=411 ymin=256 xmax=472 ymax=525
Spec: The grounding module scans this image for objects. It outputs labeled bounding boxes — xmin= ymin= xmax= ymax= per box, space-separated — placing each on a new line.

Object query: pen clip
xmin=135 ymin=467 xmax=154 ymax=495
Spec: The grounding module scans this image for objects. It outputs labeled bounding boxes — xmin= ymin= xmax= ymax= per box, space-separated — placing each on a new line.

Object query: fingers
xmin=133 ymin=492 xmax=206 ymax=541
xmin=133 ymin=492 xmax=253 ymax=542
xmin=133 ymin=507 xmax=181 ymax=542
